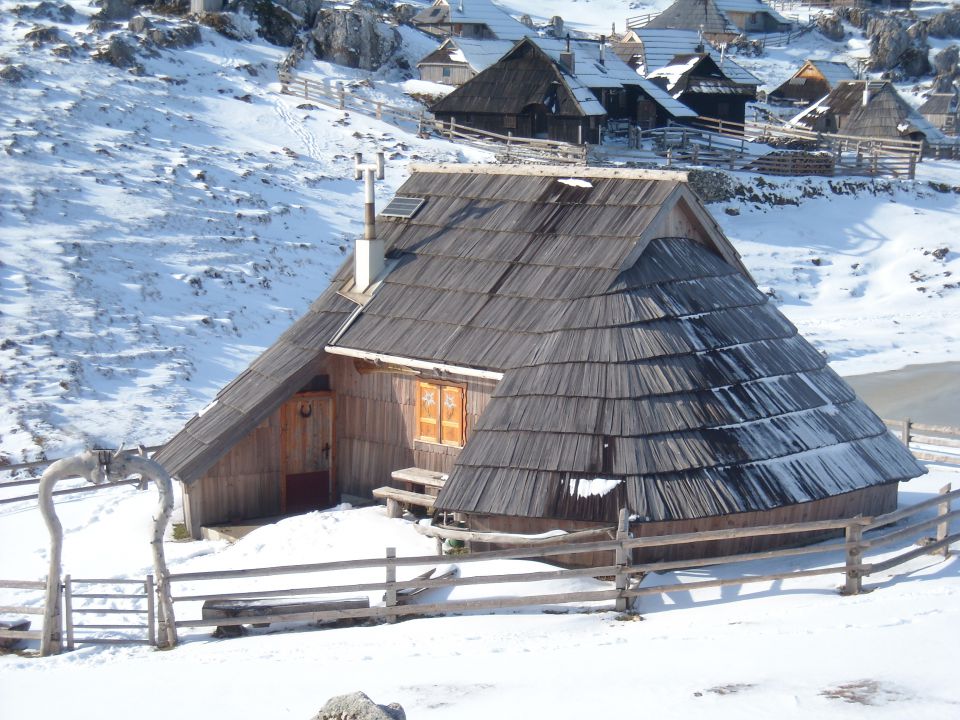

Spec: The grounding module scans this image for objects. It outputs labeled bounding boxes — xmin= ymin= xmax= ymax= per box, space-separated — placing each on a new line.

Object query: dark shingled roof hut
xmin=155 ymin=164 xmax=923 ymax=560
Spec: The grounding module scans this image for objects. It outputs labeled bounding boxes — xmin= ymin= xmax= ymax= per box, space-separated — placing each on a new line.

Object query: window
xmin=442 ymin=67 xmax=451 ymax=78
xmin=417 ymin=381 xmax=465 ymax=447
xmin=503 ymin=115 xmax=517 ymax=129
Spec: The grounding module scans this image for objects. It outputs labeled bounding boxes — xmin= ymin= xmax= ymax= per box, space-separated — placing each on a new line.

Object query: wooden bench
xmin=372 ymin=486 xmax=437 ymax=518
xmin=201 ymin=596 xmax=370 ymax=638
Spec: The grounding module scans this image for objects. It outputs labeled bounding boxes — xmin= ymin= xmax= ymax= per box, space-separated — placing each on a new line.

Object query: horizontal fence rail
xmin=277 ymin=71 xmax=587 ymax=165
xmin=882 ymin=418 xmax=960 ymax=467
xmin=165 ymin=486 xmax=957 ymax=635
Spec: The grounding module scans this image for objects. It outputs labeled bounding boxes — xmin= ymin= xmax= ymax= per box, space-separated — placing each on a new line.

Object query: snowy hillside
xmin=1 ymin=1 xmax=958 ymax=464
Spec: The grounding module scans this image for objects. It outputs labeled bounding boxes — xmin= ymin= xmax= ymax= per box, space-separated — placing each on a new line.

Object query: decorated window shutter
xmin=417 ymin=382 xmax=440 ymax=442
xmin=441 ymin=385 xmax=465 ymax=446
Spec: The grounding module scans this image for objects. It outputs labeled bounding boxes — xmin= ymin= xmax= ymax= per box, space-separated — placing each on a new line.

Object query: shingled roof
xmin=157 ymin=164 xmax=922 ymax=525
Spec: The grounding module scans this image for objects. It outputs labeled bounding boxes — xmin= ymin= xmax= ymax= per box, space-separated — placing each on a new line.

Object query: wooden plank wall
xmin=467 ymin=483 xmax=899 ymax=567
xmin=184 ymin=412 xmax=283 ymax=538
xmin=329 ymin=355 xmax=497 ymax=498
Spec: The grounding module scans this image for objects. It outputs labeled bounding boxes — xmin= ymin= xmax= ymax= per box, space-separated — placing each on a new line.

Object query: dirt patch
xmin=820 ymin=679 xmax=909 ymax=705
xmin=694 ymin=683 xmax=755 ymax=697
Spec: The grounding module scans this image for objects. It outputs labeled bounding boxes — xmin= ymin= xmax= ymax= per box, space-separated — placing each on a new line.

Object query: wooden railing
xmin=165 ymin=487 xmax=957 ymax=633
xmin=883 ymin=419 xmax=960 ymax=467
xmin=0 ymin=579 xmax=45 ymax=646
xmin=277 ymin=70 xmax=587 ymax=165
xmin=624 ymin=12 xmax=660 ymax=29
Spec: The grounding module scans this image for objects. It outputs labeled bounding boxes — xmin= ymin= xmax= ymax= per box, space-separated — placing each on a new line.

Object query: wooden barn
xmin=412 ymin=0 xmax=530 ymax=41
xmin=644 ymin=0 xmax=792 ymax=42
xmin=768 ymin=59 xmax=856 ymax=107
xmin=429 ymin=37 xmax=697 ymax=142
xmin=612 ymin=28 xmax=759 ymax=93
xmin=647 ymin=52 xmax=756 ymax=124
xmin=790 ymin=80 xmax=945 ymax=143
xmin=918 ymin=90 xmax=959 ymax=136
xmin=417 ymin=37 xmax=513 ymax=86
xmin=155 ymin=164 xmax=923 ymax=564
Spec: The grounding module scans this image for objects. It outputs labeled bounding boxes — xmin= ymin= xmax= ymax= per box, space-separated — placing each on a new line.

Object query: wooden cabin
xmin=412 ymin=0 xmax=530 ymax=41
xmin=155 ymin=164 xmax=923 ymax=565
xmin=768 ymin=60 xmax=856 ymax=107
xmin=647 ymin=52 xmax=756 ymax=124
xmin=644 ymin=0 xmax=792 ymax=42
xmin=790 ymin=80 xmax=945 ymax=144
xmin=918 ymin=90 xmax=959 ymax=136
xmin=612 ymin=28 xmax=759 ymax=93
xmin=417 ymin=37 xmax=513 ymax=86
xmin=429 ymin=37 xmax=697 ymax=143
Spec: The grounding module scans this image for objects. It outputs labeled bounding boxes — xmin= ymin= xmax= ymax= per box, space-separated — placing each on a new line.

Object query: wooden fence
xmin=63 ymin=576 xmax=156 ymax=650
xmin=883 ymin=419 xmax=960 ymax=467
xmin=0 ymin=579 xmax=45 ymax=647
xmin=164 ymin=486 xmax=957 ymax=633
xmin=277 ymin=71 xmax=587 ymax=165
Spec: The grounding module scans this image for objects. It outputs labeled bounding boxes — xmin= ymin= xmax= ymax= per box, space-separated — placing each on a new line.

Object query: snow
xmin=1 ymin=466 xmax=959 ymax=719
xmin=2 ymin=3 xmax=960 ymax=715
xmin=557 ymin=177 xmax=593 ymax=188
xmin=568 ymin=476 xmax=621 ymax=497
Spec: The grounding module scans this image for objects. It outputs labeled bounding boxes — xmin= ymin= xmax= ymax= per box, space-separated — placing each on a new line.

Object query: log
xmin=201 ymin=596 xmax=370 ymax=637
xmin=413 ymin=522 xmax=615 ymax=546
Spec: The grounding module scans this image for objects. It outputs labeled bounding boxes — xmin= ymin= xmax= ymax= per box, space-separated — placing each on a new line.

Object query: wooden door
xmin=280 ymin=393 xmax=335 ymax=514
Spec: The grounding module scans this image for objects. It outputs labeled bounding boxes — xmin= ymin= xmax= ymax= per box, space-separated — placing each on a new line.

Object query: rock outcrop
xmin=310 ymin=8 xmax=400 ymax=71
xmin=313 ymin=692 xmax=406 ymax=720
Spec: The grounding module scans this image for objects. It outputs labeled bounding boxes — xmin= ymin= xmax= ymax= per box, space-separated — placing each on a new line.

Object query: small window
xmin=417 ymin=381 xmax=465 ymax=447
xmin=503 ymin=115 xmax=517 ymax=129
xmin=442 ymin=66 xmax=451 ymax=77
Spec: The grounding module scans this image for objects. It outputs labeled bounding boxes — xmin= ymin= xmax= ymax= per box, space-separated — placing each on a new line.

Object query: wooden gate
xmin=63 ymin=576 xmax=157 ymax=649
xmin=280 ymin=392 xmax=335 ymax=513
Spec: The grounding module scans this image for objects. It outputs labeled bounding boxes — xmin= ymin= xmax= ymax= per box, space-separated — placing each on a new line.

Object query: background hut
xmin=613 ymin=27 xmax=759 ymax=92
xmin=429 ymin=37 xmax=696 ymax=142
xmin=918 ymin=89 xmax=959 ymax=136
xmin=768 ymin=59 xmax=857 ymax=107
xmin=647 ymin=52 xmax=756 ymax=124
xmin=417 ymin=37 xmax=512 ymax=86
xmin=644 ymin=0 xmax=791 ymax=42
xmin=156 ymin=165 xmax=923 ymax=562
xmin=411 ymin=0 xmax=531 ymax=40
xmin=791 ymin=80 xmax=945 ymax=143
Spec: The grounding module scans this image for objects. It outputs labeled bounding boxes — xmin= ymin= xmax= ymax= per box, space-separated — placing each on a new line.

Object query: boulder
xmin=0 ymin=64 xmax=27 ymax=83
xmin=934 ymin=44 xmax=960 ymax=75
xmin=866 ymin=16 xmax=929 ymax=73
xmin=815 ymin=13 xmax=844 ymax=42
xmin=548 ymin=15 xmax=564 ymax=37
xmin=311 ymin=8 xmax=401 ymax=71
xmin=313 ymin=692 xmax=405 ymax=720
xmin=13 ymin=2 xmax=76 ymax=22
xmin=239 ymin=0 xmax=300 ymax=46
xmin=197 ymin=11 xmax=253 ymax=40
xmin=94 ymin=0 xmax=139 ymax=21
xmin=928 ymin=9 xmax=960 ymax=39
xmin=93 ymin=35 xmax=139 ymax=67
xmin=128 ymin=14 xmax=153 ymax=33
xmin=24 ymin=25 xmax=62 ymax=47
xmin=145 ymin=23 xmax=202 ymax=47
xmin=519 ymin=14 xmax=534 ymax=29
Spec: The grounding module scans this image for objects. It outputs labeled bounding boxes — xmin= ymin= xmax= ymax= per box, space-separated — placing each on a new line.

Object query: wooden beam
xmin=406 ymin=163 xmax=689 ymax=182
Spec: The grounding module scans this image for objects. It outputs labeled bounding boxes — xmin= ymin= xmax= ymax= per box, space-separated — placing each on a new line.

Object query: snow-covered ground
xmin=0 ymin=465 xmax=958 ymax=719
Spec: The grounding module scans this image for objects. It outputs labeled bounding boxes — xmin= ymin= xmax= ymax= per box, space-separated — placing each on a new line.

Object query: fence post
xmin=936 ymin=484 xmax=952 ymax=558
xmin=40 ymin=574 xmax=62 ymax=656
xmin=145 ymin=574 xmax=156 ymax=648
xmin=337 ymin=82 xmax=345 ymax=111
xmin=901 ymin=418 xmax=911 ymax=446
xmin=63 ymin=574 xmax=74 ymax=652
xmin=385 ymin=547 xmax=397 ymax=623
xmin=908 ymin=153 xmax=916 ymax=180
xmin=615 ymin=508 xmax=631 ymax=613
xmin=280 ymin=72 xmax=289 ymax=95
xmin=302 ymin=78 xmax=309 ymax=101
xmin=376 ymin=102 xmax=382 ymax=121
xmin=843 ymin=521 xmax=863 ymax=595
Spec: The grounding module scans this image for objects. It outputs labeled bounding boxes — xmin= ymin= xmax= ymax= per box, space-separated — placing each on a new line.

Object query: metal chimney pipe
xmin=354 ymin=158 xmax=385 ymax=292
xmin=863 ymin=82 xmax=870 ymax=107
xmin=600 ymin=35 xmax=606 ymax=65
xmin=353 ymin=152 xmax=363 ymax=180
xmin=376 ymin=151 xmax=385 ymax=180
xmin=566 ymin=33 xmax=571 ymax=53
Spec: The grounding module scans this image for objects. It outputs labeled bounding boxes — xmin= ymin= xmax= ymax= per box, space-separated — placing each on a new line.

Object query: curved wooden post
xmin=37 ymin=449 xmax=178 ymax=655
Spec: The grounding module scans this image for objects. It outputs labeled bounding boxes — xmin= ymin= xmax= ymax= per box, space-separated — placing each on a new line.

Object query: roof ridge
xmin=407 ymin=163 xmax=689 ymax=181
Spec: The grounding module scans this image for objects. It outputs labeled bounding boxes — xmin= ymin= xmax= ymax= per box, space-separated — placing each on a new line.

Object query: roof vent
xmin=560 ymin=33 xmax=575 ymax=74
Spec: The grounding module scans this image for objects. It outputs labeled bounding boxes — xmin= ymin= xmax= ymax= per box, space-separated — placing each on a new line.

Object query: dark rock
xmin=313 ymin=692 xmax=406 ymax=720
xmin=815 ymin=14 xmax=844 ymax=42
xmin=688 ymin=169 xmax=737 ymax=203
xmin=128 ymin=15 xmax=153 ymax=33
xmin=390 ymin=3 xmax=417 ymax=25
xmin=24 ymin=25 xmax=62 ymax=47
xmin=866 ymin=16 xmax=930 ymax=74
xmin=519 ymin=14 xmax=534 ymax=29
xmin=928 ymin=10 xmax=960 ymax=39
xmin=310 ymin=8 xmax=401 ymax=71
xmin=548 ymin=15 xmax=564 ymax=37
xmin=239 ymin=0 xmax=299 ymax=46
xmin=94 ymin=0 xmax=139 ymax=21
xmin=197 ymin=11 xmax=252 ymax=40
xmin=52 ymin=43 xmax=76 ymax=57
xmin=13 ymin=2 xmax=77 ymax=22
xmin=0 ymin=64 xmax=27 ymax=83
xmin=934 ymin=44 xmax=959 ymax=75
xmin=93 ymin=35 xmax=139 ymax=67
xmin=145 ymin=23 xmax=201 ymax=47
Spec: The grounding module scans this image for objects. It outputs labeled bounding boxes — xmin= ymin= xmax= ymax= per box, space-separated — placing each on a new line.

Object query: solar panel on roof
xmin=381 ymin=196 xmax=426 ymax=219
